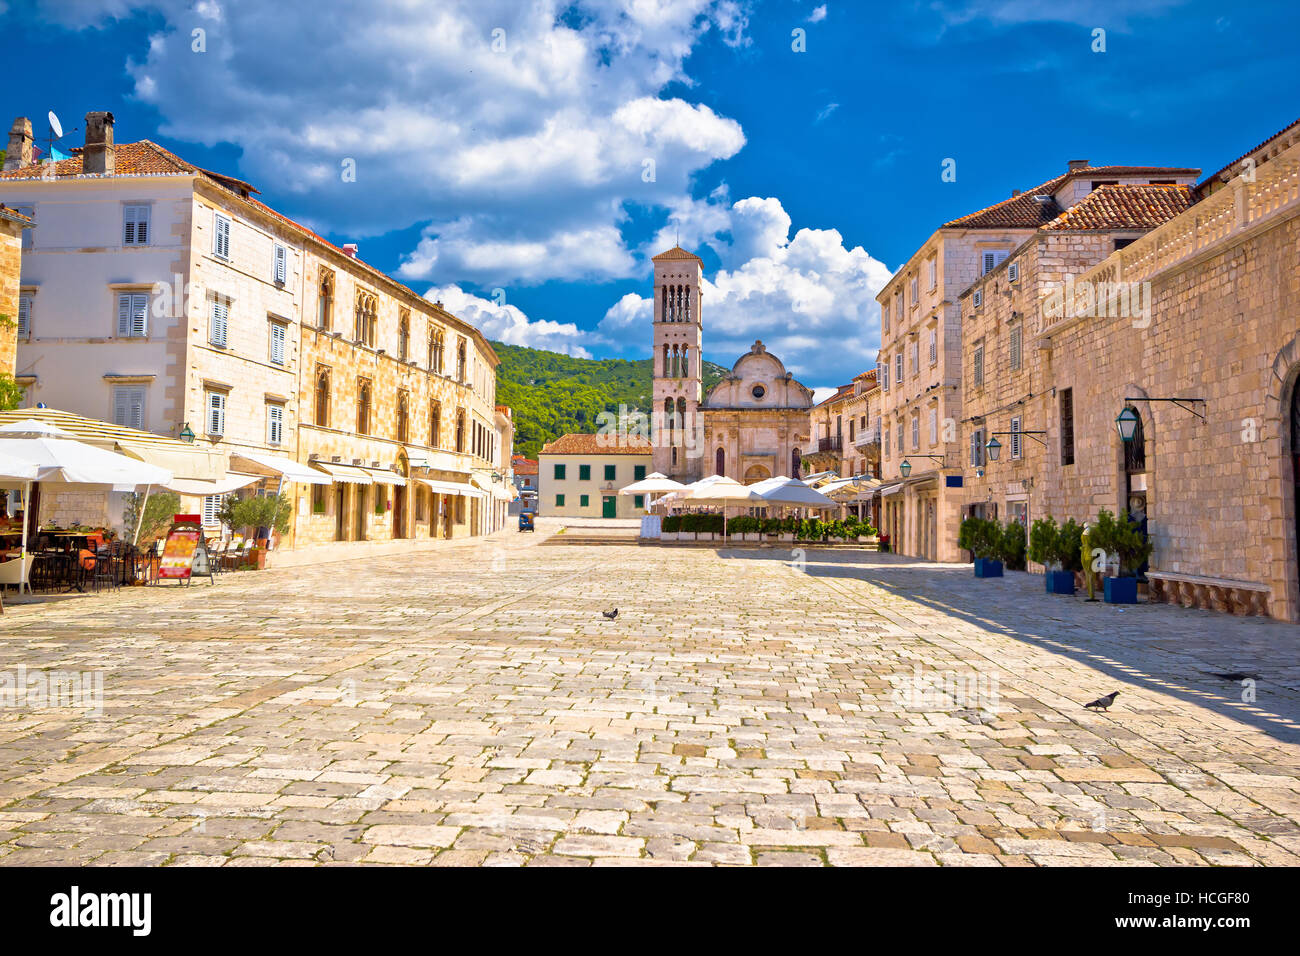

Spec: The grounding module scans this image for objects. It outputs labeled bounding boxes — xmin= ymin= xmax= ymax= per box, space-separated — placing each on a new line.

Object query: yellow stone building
xmin=0 ymin=112 xmax=510 ymax=552
xmin=0 ymin=204 xmax=31 ymax=380
xmin=956 ymin=118 xmax=1300 ymax=620
xmin=877 ymin=160 xmax=1199 ymax=561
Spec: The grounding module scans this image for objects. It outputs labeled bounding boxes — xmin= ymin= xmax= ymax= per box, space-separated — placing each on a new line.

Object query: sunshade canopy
xmin=415 ymin=476 xmax=486 ymax=498
xmin=165 ymin=472 xmax=263 ymax=497
xmin=0 ymin=436 xmax=172 ymax=489
xmin=310 ymin=461 xmax=373 ymax=485
xmin=0 ymin=450 xmax=39 ymax=482
xmin=686 ymin=475 xmax=766 ymax=505
xmin=231 ymin=450 xmax=332 ymax=485
xmin=752 ymin=476 xmax=837 ymax=508
xmin=619 ymin=472 xmax=687 ymax=495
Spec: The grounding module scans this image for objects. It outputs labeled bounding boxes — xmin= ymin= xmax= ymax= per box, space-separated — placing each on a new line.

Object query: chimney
xmin=1067 ymin=159 xmax=1089 ymax=172
xmin=3 ymin=117 xmax=33 ymax=171
xmin=342 ymin=243 xmax=359 ymax=258
xmin=1010 ymin=189 xmax=1021 ymax=198
xmin=83 ymin=111 xmax=116 ymax=175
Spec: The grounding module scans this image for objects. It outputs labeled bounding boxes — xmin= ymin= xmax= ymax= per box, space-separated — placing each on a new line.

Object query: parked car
xmin=518 ymin=511 xmax=535 ymax=532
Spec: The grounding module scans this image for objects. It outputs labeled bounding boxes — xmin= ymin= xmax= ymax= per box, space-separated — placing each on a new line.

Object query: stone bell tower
xmin=651 ymin=246 xmax=704 ymax=480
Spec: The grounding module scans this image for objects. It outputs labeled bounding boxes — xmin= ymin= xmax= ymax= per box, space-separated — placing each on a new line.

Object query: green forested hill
xmin=493 ymin=342 xmax=727 ymax=459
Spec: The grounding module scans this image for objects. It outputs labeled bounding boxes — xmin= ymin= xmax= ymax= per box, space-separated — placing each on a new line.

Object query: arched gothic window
xmin=317 ymin=270 xmax=334 ymax=330
xmin=314 ymin=367 xmax=330 ymax=427
xmin=430 ymin=401 xmax=441 ymax=447
xmin=397 ymin=391 xmax=409 ymax=443
xmin=455 ymin=408 xmax=466 ymax=452
xmin=357 ymin=380 xmax=372 ymax=435
xmin=716 ymin=447 xmax=725 ymax=475
xmin=398 ymin=311 xmax=410 ymax=361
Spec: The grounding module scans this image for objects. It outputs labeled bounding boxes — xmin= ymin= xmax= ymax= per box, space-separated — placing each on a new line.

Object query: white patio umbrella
xmin=617 ymin=471 xmax=686 ymax=510
xmin=0 ymin=453 xmax=39 ymax=597
xmin=0 ymin=427 xmax=174 ymax=580
xmin=686 ymin=475 xmax=766 ymax=538
xmin=753 ymin=476 xmax=838 ymax=510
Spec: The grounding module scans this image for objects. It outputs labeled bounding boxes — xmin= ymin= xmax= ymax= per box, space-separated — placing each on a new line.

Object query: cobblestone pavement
xmin=2 ymin=531 xmax=1299 ymax=867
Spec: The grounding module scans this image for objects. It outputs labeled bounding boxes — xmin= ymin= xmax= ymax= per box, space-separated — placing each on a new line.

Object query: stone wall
xmin=0 ymin=217 xmax=24 ymax=379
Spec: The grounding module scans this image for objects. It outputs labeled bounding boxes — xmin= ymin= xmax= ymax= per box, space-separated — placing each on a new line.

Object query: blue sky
xmin=5 ymin=0 xmax=1297 ymax=394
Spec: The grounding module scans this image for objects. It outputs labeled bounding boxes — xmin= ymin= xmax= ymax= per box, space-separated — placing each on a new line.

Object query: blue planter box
xmin=974 ymin=558 xmax=1003 ymax=578
xmin=1104 ymin=576 xmax=1138 ymax=604
xmin=1046 ymin=570 xmax=1076 ymax=595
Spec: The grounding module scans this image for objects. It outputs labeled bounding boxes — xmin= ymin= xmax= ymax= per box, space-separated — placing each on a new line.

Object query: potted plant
xmin=959 ymin=516 xmax=1003 ymax=577
xmin=1029 ymin=517 xmax=1080 ymax=595
xmin=1088 ymin=509 xmax=1152 ymax=604
xmin=219 ymin=494 xmax=291 ymax=569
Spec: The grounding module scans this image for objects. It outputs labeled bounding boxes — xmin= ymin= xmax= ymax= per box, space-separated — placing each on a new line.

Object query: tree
xmin=122 ymin=491 xmax=181 ymax=547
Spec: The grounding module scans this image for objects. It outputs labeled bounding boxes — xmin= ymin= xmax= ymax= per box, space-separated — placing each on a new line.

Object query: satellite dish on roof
xmin=48 ymin=111 xmax=63 ymax=140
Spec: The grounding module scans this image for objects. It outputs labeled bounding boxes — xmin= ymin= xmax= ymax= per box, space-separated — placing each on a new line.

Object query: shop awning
xmin=879 ymin=483 xmax=904 ymax=497
xmin=416 ymin=476 xmax=486 ymax=498
xmin=310 ymin=461 xmax=373 ymax=485
xmin=231 ymin=450 xmax=333 ymax=485
xmin=165 ymin=472 xmax=263 ymax=497
xmin=358 ymin=466 xmax=406 ymax=486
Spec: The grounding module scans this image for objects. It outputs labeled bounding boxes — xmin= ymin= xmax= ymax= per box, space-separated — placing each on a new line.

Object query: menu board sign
xmin=158 ymin=515 xmax=215 ymax=584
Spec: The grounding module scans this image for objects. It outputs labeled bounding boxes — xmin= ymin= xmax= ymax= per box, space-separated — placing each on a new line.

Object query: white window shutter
xmin=207 ymin=392 xmax=225 ymax=435
xmin=1011 ymin=417 xmax=1022 ymax=459
xmin=210 ymin=299 xmax=228 ymax=347
xmin=123 ymin=204 xmax=150 ymax=245
xmin=973 ymin=289 xmax=983 ymax=308
xmin=18 ymin=295 xmax=31 ymax=337
xmin=214 ymin=213 xmax=231 ymax=258
xmin=267 ymin=404 xmax=283 ymax=444
xmin=117 ymin=294 xmax=131 ymax=337
xmin=270 ymin=323 xmax=286 ymax=365
xmin=274 ymin=244 xmax=287 ymax=284
xmin=202 ymin=495 xmax=222 ymax=527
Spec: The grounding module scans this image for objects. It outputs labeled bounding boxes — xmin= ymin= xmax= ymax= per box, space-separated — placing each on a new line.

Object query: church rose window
xmin=751 ymin=384 xmax=765 ymax=399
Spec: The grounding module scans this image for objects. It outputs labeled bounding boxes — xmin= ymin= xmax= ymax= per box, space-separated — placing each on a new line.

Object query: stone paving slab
xmin=1 ymin=533 xmax=1299 ymax=866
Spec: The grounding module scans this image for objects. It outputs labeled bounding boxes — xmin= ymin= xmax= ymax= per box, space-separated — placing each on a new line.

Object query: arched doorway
xmin=393 ymin=455 xmax=408 ymax=539
xmin=743 ymin=464 xmax=770 ymax=484
xmin=1122 ymin=405 xmax=1150 ymax=576
xmin=791 ymin=448 xmax=801 ymax=479
xmin=1291 ymin=376 xmax=1300 ymax=602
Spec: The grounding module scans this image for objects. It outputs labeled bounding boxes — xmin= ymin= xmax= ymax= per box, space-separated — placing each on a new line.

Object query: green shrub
xmin=1057 ymin=518 xmax=1084 ymax=572
xmin=1087 ymin=509 xmax=1152 ymax=576
xmin=1028 ymin=516 xmax=1058 ymax=567
xmin=1000 ymin=520 xmax=1027 ymax=570
xmin=958 ymin=516 xmax=1001 ymax=559
xmin=122 ymin=491 xmax=181 ymax=547
xmin=662 ymin=515 xmax=681 ymax=533
xmin=218 ymin=493 xmax=292 ymax=538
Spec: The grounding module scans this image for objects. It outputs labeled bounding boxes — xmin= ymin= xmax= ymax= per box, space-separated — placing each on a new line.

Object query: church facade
xmin=650 ymin=246 xmax=813 ymax=484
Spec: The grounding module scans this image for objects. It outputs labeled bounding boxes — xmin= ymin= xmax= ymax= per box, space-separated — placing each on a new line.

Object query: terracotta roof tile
xmin=1043 ymin=184 xmax=1194 ymax=231
xmin=943 ymin=165 xmax=1199 ymax=230
xmin=539 ymin=433 xmax=653 ymax=456
xmin=1198 ymin=116 xmax=1300 ymax=193
xmin=651 ymin=245 xmax=702 ymax=262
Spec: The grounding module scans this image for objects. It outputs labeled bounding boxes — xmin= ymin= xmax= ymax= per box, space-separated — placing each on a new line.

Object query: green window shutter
xmin=634 ymin=495 xmax=644 ymax=508
xmin=604 ymin=464 xmax=616 ymax=481
xmin=580 ymin=495 xmax=589 ymax=507
xmin=579 ymin=464 xmax=590 ymax=481
xmin=556 ymin=494 xmax=565 ymax=507
xmin=554 ymin=463 xmax=565 ymax=480
xmin=634 ymin=465 xmax=646 ymax=481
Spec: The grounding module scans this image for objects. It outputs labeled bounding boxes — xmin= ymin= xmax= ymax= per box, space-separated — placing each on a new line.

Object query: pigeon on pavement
xmin=1084 ymin=691 xmax=1119 ymax=711
xmin=602 ymin=608 xmax=619 ymax=620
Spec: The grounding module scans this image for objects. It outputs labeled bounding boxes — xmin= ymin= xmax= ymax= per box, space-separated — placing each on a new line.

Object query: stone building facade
xmin=805 ymin=370 xmax=880 ymax=480
xmin=649 ymin=246 xmax=813 ymax=483
xmin=958 ymin=183 xmax=1196 ymax=530
xmin=0 ymin=204 xmax=30 ymax=380
xmin=954 ymin=124 xmax=1300 ymax=620
xmin=0 ymin=112 xmax=509 ymax=550
xmin=877 ymin=161 xmax=1199 ymax=562
xmin=538 ymin=433 xmax=652 ymax=518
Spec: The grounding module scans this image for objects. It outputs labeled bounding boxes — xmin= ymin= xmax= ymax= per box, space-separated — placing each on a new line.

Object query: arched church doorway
xmin=743 ymin=464 xmax=770 ymax=485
